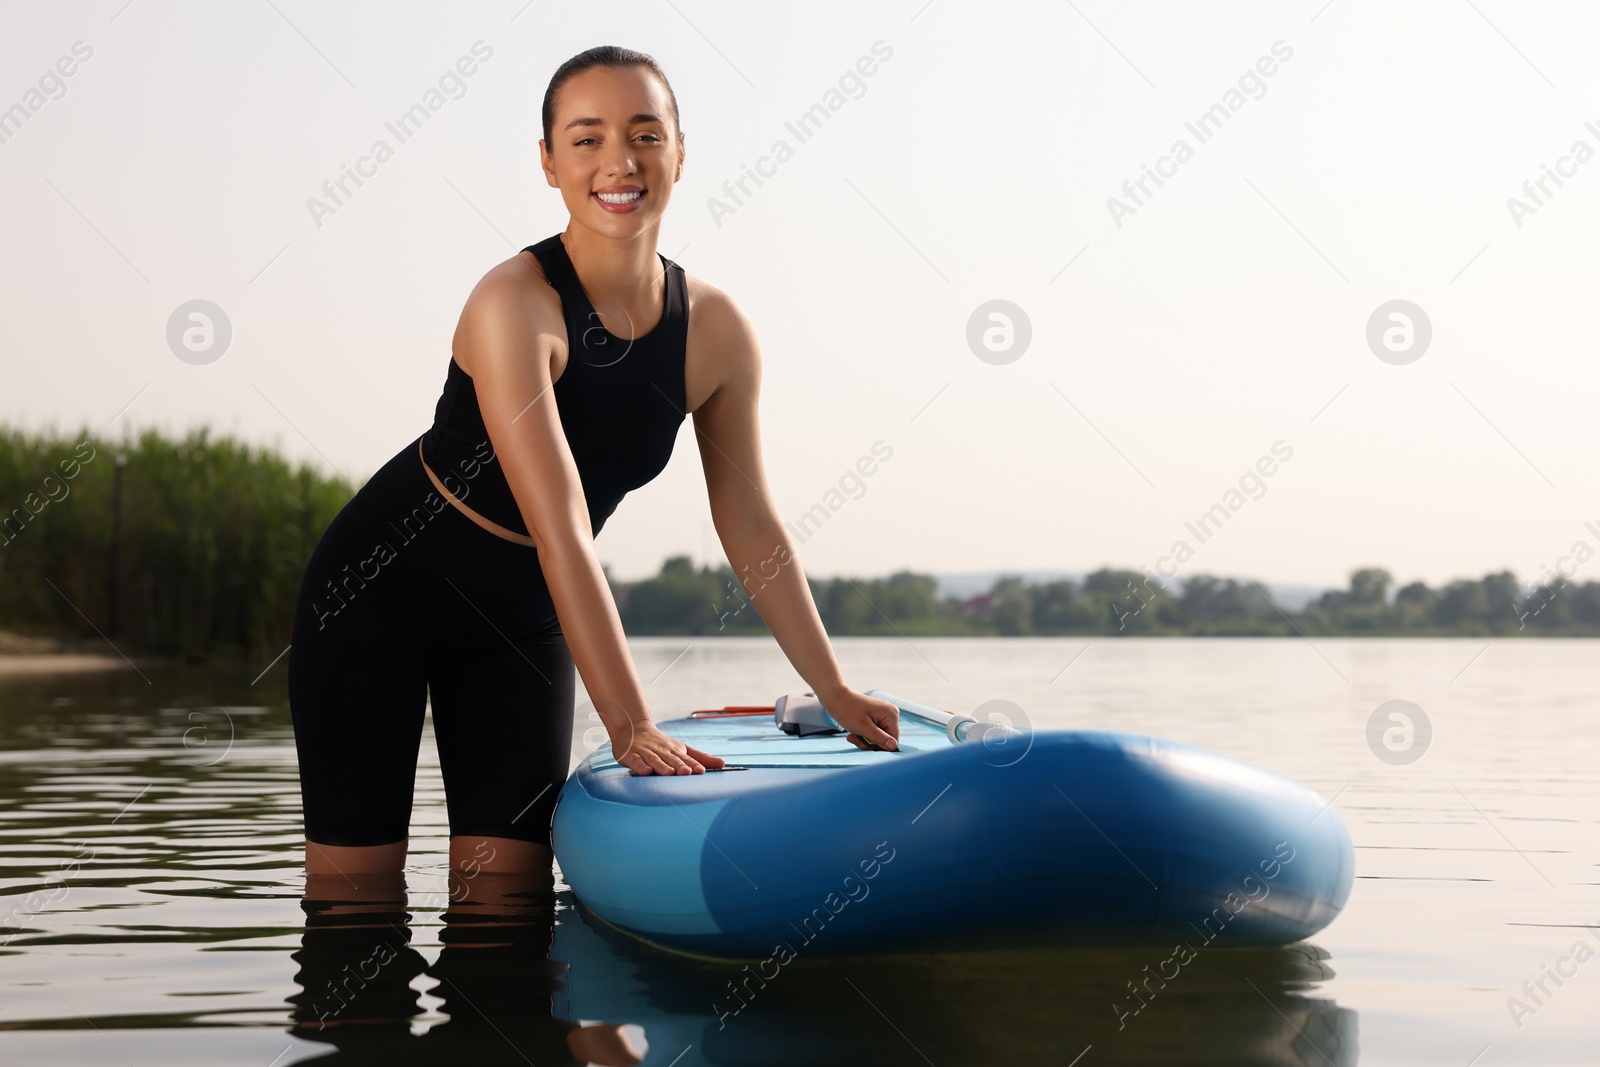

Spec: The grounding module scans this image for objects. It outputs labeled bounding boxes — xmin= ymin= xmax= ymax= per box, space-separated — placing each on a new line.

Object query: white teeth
xmin=597 ymin=190 xmax=643 ymax=204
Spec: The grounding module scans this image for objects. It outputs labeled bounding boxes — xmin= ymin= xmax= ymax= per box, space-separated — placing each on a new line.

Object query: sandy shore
xmin=0 ymin=653 xmax=141 ymax=675
xmin=0 ymin=630 xmax=146 ymax=675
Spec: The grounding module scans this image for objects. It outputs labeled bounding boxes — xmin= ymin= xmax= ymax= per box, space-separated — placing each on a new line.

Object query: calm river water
xmin=1 ymin=637 xmax=1594 ymax=1065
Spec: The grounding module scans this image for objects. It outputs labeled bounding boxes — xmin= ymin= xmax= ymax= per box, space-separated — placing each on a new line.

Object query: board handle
xmin=688 ymin=705 xmax=774 ymax=718
xmin=865 ymin=689 xmax=1025 ymax=747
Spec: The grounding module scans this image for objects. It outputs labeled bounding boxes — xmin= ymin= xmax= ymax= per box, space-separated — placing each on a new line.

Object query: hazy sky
xmin=3 ymin=0 xmax=1597 ymax=590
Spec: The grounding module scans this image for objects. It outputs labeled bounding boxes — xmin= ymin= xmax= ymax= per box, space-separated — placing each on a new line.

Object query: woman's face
xmin=542 ymin=66 xmax=683 ymax=237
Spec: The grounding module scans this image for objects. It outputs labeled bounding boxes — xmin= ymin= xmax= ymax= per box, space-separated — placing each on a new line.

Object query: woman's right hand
xmin=612 ymin=721 xmax=726 ymax=775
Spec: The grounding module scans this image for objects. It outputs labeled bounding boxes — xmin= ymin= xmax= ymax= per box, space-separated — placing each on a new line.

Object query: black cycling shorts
xmin=288 ymin=439 xmax=574 ymax=848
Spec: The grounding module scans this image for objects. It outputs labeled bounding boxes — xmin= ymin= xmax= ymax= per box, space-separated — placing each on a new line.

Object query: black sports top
xmin=420 ymin=233 xmax=689 ymax=538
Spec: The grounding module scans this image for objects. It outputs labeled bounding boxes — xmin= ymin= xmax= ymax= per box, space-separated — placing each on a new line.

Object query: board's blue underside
xmin=551 ymin=714 xmax=1354 ymax=959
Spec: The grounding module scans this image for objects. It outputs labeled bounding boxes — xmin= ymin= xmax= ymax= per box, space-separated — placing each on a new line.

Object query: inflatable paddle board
xmin=551 ymin=690 xmax=1353 ymax=959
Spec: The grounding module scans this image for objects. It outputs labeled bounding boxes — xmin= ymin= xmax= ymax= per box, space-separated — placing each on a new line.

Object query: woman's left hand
xmin=823 ymin=688 xmax=901 ymax=752
xmin=613 ymin=721 xmax=725 ymax=775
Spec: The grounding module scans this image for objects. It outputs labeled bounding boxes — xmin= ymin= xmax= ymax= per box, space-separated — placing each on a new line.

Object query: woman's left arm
xmin=690 ymin=290 xmax=900 ymax=751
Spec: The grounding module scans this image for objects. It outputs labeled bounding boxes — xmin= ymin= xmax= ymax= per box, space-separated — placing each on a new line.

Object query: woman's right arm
xmin=458 ymin=263 xmax=722 ymax=776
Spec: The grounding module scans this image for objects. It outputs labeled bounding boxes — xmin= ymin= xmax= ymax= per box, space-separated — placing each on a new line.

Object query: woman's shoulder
xmin=463 ymin=250 xmax=564 ymax=326
xmin=683 ymin=270 xmax=754 ymax=341
xmin=451 ymin=250 xmax=567 ymax=373
xmin=683 ymin=270 xmax=760 ymax=401
xmin=470 ymin=245 xmax=555 ymax=298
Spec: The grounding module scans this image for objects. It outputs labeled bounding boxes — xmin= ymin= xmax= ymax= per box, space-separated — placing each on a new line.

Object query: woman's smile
xmin=593 ymin=185 xmax=646 ymax=213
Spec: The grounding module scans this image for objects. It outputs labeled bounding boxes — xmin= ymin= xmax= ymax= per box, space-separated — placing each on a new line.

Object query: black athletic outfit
xmin=288 ymin=233 xmax=689 ymax=847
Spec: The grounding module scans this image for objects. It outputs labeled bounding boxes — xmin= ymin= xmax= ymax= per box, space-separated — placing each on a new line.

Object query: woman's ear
xmin=539 ymin=140 xmax=559 ymax=188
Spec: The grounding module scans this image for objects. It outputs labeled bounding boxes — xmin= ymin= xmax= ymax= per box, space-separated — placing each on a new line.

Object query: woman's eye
xmin=572 ymin=132 xmax=660 ymax=146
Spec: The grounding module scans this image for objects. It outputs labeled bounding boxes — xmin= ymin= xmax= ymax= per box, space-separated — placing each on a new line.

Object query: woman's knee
xmin=305 ymin=837 xmax=408 ymax=877
xmin=449 ymin=834 xmax=552 ymax=876
xmin=448 ymin=838 xmax=555 ymax=906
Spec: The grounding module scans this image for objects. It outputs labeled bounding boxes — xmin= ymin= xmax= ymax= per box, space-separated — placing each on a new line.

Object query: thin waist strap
xmin=417 ymin=436 xmax=536 ymax=548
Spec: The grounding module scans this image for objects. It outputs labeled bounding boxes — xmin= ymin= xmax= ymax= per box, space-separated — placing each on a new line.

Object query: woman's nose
xmin=602 ymin=144 xmax=637 ymax=176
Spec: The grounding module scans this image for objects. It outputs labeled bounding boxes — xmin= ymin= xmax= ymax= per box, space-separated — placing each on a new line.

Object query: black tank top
xmin=420 ymin=234 xmax=689 ymax=538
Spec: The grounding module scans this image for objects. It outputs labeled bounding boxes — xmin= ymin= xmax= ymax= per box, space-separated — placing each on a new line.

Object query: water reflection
xmin=551 ymin=897 xmax=1357 ymax=1066
xmin=283 ymin=882 xmax=1355 ymax=1067
xmin=289 ymin=874 xmax=641 ymax=1065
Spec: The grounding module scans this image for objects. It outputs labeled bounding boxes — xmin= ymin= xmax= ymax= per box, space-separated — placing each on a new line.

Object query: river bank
xmin=0 ymin=629 xmax=150 ymax=675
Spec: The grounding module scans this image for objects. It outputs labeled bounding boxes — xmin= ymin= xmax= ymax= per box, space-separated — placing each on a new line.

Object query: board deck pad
xmin=576 ymin=713 xmax=953 ymax=805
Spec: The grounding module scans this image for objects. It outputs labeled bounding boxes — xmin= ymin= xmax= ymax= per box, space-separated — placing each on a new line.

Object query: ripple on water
xmin=2 ymin=642 xmax=1598 ymax=1065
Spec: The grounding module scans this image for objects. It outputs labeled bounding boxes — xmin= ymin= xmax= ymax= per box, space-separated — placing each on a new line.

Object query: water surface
xmin=1 ymin=637 xmax=1594 ymax=1064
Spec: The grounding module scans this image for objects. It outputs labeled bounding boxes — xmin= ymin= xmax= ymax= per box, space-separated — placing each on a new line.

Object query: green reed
xmin=0 ymin=425 xmax=354 ymax=661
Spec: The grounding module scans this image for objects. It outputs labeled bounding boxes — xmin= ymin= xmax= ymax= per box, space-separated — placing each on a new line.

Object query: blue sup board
xmin=551 ymin=690 xmax=1354 ymax=959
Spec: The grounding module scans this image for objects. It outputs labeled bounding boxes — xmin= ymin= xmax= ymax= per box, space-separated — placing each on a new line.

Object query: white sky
xmin=3 ymin=0 xmax=1597 ymax=589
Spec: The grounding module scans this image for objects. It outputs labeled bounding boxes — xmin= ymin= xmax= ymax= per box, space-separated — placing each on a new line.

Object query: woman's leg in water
xmin=287 ymin=446 xmax=434 ymax=877
xmin=431 ymin=623 xmax=576 ymax=896
xmin=447 ymin=837 xmax=551 ymax=881
xmin=289 ymin=600 xmax=429 ymax=875
xmin=298 ymin=625 xmax=573 ymax=884
xmin=306 ymin=839 xmax=410 ymax=877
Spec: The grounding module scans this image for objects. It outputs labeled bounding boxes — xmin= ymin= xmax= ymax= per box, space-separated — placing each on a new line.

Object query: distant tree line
xmin=616 ymin=559 xmax=1600 ymax=637
xmin=4 ymin=426 xmax=1594 ymax=662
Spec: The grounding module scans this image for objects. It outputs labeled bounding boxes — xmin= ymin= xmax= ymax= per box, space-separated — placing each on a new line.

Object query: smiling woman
xmin=286 ymin=44 xmax=902 ymax=894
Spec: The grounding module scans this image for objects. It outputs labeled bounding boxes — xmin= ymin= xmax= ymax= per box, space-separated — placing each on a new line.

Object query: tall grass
xmin=0 ymin=425 xmax=354 ymax=661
